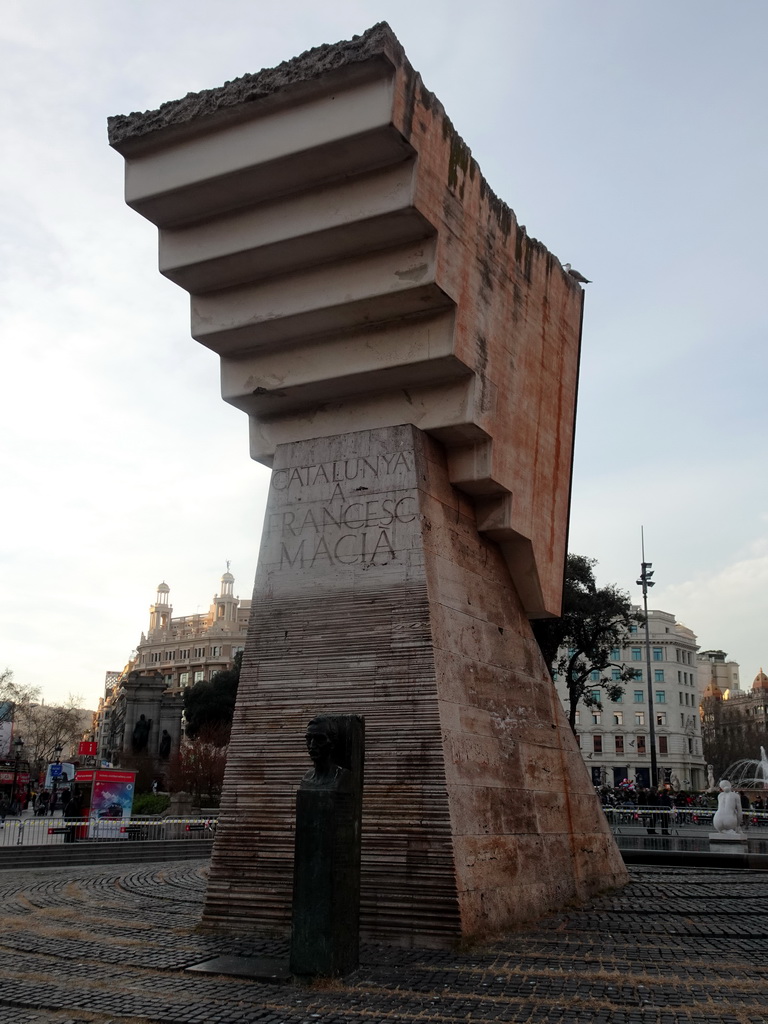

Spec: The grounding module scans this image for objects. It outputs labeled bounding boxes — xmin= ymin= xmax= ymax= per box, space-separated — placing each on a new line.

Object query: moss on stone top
xmin=108 ymin=22 xmax=403 ymax=147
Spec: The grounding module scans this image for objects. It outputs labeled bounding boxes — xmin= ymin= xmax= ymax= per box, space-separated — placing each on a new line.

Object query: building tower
xmin=148 ymin=582 xmax=172 ymax=635
xmin=212 ymin=566 xmax=238 ymax=626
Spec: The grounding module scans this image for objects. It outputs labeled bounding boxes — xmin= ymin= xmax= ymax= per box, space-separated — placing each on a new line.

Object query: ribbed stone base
xmin=203 ymin=425 xmax=626 ymax=946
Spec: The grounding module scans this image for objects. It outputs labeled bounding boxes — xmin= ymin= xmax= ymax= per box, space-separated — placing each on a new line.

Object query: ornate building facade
xmin=700 ymin=668 xmax=768 ymax=772
xmin=94 ymin=568 xmax=251 ymax=765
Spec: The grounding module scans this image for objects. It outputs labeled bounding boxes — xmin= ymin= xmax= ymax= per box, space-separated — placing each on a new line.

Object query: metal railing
xmin=0 ymin=816 xmax=218 ymax=848
xmin=604 ymin=805 xmax=768 ymax=833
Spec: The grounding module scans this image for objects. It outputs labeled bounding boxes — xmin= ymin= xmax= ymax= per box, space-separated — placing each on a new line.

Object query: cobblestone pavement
xmin=0 ymin=860 xmax=766 ymax=1023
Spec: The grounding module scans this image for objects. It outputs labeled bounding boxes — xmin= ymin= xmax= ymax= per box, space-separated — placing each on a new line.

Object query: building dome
xmin=157 ymin=582 xmax=170 ymax=593
xmin=221 ymin=571 xmax=234 ymax=584
xmin=752 ymin=668 xmax=768 ymax=691
xmin=703 ymin=682 xmax=723 ymax=700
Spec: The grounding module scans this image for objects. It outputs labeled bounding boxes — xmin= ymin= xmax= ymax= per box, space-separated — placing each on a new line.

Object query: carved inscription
xmin=269 ymin=452 xmax=417 ymax=570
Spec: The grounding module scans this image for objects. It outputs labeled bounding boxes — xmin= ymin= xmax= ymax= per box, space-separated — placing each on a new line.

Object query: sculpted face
xmin=306 ymin=725 xmax=333 ymax=769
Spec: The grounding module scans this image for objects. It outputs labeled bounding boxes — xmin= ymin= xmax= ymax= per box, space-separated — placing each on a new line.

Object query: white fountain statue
xmin=712 ymin=780 xmax=743 ymax=837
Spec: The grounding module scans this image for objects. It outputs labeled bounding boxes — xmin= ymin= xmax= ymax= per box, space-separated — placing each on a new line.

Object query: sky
xmin=1 ymin=1 xmax=766 ymax=709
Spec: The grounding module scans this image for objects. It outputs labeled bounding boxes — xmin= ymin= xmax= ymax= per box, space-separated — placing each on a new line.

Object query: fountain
xmin=722 ymin=747 xmax=768 ymax=791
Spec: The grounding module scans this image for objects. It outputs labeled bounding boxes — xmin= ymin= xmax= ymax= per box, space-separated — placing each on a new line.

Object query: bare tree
xmin=0 ymin=668 xmax=41 ymax=721
xmin=14 ymin=696 xmax=87 ymax=781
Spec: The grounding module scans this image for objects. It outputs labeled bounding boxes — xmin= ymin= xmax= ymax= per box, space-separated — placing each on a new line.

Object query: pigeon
xmin=563 ymin=263 xmax=591 ymax=284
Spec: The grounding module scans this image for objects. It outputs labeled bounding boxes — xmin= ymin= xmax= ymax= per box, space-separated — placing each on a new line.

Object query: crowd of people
xmin=597 ymin=781 xmax=766 ymax=833
xmin=0 ymin=786 xmax=84 ymax=820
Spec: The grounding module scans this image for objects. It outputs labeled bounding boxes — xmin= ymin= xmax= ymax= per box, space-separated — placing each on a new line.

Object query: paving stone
xmin=0 ymin=861 xmax=766 ymax=1022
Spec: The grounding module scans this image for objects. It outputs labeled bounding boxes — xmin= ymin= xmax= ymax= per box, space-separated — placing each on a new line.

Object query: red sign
xmin=78 ymin=741 xmax=97 ymax=756
xmin=75 ymin=768 xmax=136 ymax=785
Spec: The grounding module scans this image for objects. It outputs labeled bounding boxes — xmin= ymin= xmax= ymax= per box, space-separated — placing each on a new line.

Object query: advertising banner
xmin=88 ymin=770 xmax=136 ymax=839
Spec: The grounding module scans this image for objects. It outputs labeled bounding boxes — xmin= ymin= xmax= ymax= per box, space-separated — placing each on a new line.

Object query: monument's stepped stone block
xmin=202 ymin=426 xmax=624 ymax=945
xmin=109 ymin=24 xmax=628 ymax=946
xmin=109 ymin=22 xmax=582 ymax=618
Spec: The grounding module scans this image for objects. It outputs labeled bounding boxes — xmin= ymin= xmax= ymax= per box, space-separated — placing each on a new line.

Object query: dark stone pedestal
xmin=290 ymin=714 xmax=363 ymax=977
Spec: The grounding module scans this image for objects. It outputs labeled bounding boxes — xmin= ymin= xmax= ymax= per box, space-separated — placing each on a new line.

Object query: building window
xmin=575 ymin=733 xmax=580 ymax=747
xmin=656 ymin=712 xmax=667 ymax=726
xmin=688 ymin=738 xmax=694 ymax=754
xmin=632 ymin=669 xmax=643 ymax=682
xmin=637 ymin=735 xmax=646 ymax=754
xmin=574 ymin=711 xmax=581 ymax=725
xmin=630 ymin=624 xmax=638 ymax=634
xmin=611 ymin=648 xmax=620 ymax=661
xmin=635 ymin=712 xmax=645 ymax=726
xmin=658 ymin=736 xmax=668 ymax=754
xmin=631 ymin=648 xmax=642 ymax=661
xmin=211 ymin=646 xmax=222 ymax=657
xmin=194 ymin=647 xmax=205 ymax=658
xmin=680 ymin=713 xmax=685 ymax=727
xmin=590 ymin=670 xmax=600 ymax=682
xmin=655 ymin=690 xmax=666 ymax=704
xmin=633 ymin=690 xmax=644 ymax=703
xmin=679 ymin=692 xmax=684 ymax=704
xmin=654 ymin=669 xmax=665 ymax=683
xmin=180 ymin=649 xmax=190 ymax=660
xmin=592 ymin=712 xmax=601 ymax=725
xmin=590 ymin=689 xmax=601 ymax=703
xmin=615 ymin=735 xmax=624 ymax=754
xmin=652 ymin=648 xmax=663 ymax=661
xmin=593 ymin=735 xmax=602 ymax=754
xmin=194 ymin=671 xmax=204 ymax=683
xmin=611 ymin=668 xmax=621 ymax=681
xmin=164 ymin=650 xmax=174 ymax=661
xmin=614 ymin=693 xmax=623 ymax=703
xmin=614 ymin=711 xmax=623 ymax=726
xmin=180 ymin=672 xmax=189 ymax=686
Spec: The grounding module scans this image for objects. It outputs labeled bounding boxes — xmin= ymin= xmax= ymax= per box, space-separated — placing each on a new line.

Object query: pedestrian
xmin=63 ymin=791 xmax=82 ymax=843
xmin=656 ymin=785 xmax=673 ymax=836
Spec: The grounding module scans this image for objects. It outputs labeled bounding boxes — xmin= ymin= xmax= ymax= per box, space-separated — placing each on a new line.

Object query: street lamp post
xmin=637 ymin=536 xmax=658 ymax=789
xmin=11 ymin=737 xmax=24 ymax=814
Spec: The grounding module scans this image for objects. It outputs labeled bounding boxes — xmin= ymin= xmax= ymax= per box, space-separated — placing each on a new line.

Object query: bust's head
xmin=305 ymin=716 xmax=338 ymax=770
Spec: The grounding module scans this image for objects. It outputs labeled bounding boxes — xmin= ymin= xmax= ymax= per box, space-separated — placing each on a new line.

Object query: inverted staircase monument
xmin=109 ymin=22 xmax=626 ymax=947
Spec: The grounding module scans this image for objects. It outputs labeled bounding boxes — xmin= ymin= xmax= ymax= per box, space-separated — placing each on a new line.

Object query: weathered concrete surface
xmin=203 ymin=426 xmax=625 ymax=946
xmin=109 ymin=26 xmax=624 ymax=947
xmin=109 ymin=22 xmax=584 ymax=619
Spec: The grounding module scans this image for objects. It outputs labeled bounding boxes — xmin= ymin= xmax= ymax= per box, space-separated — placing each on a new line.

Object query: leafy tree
xmin=183 ymin=651 xmax=242 ymax=742
xmin=533 ymin=554 xmax=644 ymax=731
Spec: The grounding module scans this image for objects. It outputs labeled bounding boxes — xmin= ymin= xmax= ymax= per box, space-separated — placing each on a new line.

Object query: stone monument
xmin=109 ymin=22 xmax=627 ymax=946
